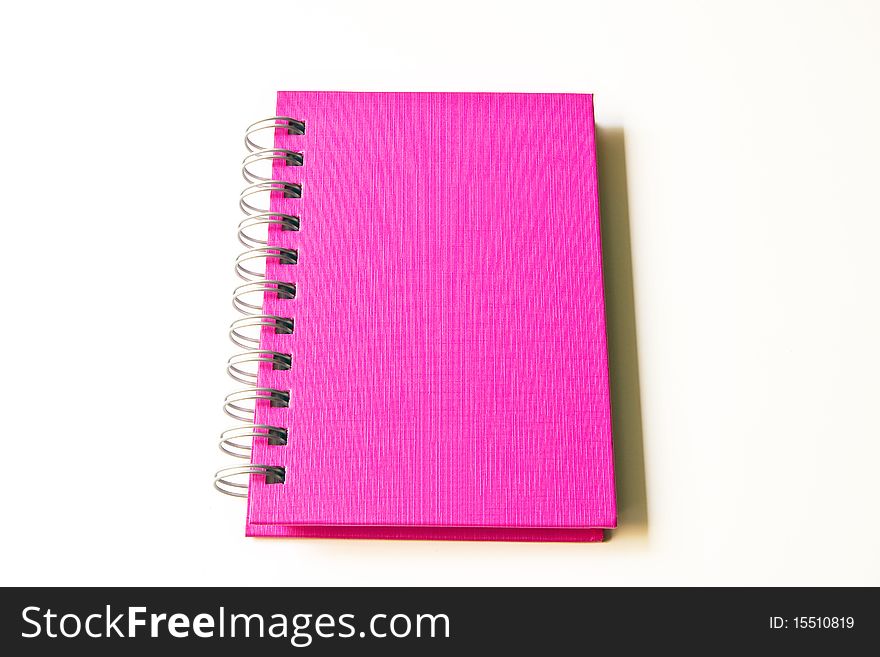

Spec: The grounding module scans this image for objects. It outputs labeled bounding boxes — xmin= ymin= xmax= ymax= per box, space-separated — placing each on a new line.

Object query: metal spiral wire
xmin=215 ymin=117 xmax=304 ymax=497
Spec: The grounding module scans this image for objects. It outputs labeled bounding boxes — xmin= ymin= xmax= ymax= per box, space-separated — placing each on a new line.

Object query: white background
xmin=1 ymin=0 xmax=878 ymax=586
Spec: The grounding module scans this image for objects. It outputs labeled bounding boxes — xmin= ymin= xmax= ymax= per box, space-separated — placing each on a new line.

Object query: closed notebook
xmin=217 ymin=92 xmax=616 ymax=542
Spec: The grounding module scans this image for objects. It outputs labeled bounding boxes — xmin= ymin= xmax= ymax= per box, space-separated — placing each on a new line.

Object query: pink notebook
xmin=219 ymin=92 xmax=616 ymax=542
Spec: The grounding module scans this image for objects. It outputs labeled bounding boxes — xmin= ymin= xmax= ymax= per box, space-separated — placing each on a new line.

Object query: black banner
xmin=1 ymin=587 xmax=874 ymax=654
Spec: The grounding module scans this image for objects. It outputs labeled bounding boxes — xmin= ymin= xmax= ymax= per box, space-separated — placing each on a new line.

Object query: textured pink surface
xmin=247 ymin=524 xmax=604 ymax=542
xmin=246 ymin=92 xmax=615 ymax=541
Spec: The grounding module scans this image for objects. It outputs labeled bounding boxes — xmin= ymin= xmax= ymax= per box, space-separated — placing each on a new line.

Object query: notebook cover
xmin=246 ymin=92 xmax=615 ymax=541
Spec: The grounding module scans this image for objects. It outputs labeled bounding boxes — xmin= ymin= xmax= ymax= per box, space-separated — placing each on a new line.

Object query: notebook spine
xmin=214 ymin=117 xmax=304 ymax=497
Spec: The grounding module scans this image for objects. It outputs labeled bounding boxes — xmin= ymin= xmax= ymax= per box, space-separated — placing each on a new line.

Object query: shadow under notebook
xmin=596 ymin=126 xmax=649 ymax=541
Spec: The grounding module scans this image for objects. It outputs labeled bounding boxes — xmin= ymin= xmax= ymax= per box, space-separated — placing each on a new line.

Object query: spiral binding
xmin=215 ymin=117 xmax=304 ymax=497
xmin=214 ymin=465 xmax=286 ymax=498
